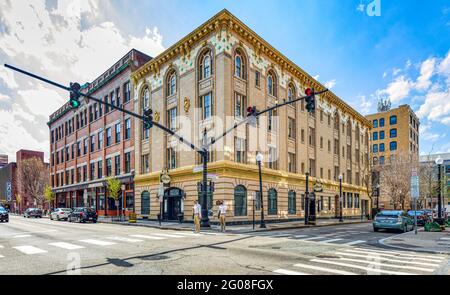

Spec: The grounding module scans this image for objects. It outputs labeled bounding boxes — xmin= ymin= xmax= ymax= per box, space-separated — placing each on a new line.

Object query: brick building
xmin=48 ymin=49 xmax=152 ymax=216
xmin=131 ymin=10 xmax=372 ymax=223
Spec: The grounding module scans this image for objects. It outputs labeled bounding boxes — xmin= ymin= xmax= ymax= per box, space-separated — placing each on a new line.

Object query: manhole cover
xmin=142 ymin=255 xmax=169 ymax=261
xmin=316 ymin=254 xmax=340 ymax=259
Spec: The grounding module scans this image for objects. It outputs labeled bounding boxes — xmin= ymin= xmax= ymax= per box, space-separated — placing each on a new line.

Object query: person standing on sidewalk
xmin=218 ymin=200 xmax=227 ymax=232
xmin=193 ymin=201 xmax=202 ymax=233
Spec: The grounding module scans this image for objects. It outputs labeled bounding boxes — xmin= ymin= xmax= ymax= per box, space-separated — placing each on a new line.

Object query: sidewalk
xmin=97 ymin=217 xmax=371 ymax=234
xmin=380 ymin=228 xmax=450 ymax=254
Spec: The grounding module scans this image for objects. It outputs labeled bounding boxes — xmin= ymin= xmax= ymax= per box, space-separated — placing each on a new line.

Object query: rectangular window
xmin=90 ymin=163 xmax=95 ymax=180
xmin=83 ymin=138 xmax=88 ymax=155
xmin=123 ymin=81 xmax=131 ymax=103
xmin=115 ymin=155 xmax=121 ymax=175
xmin=125 ymin=152 xmax=131 ymax=173
xmin=66 ymin=147 xmax=69 ymax=161
xmin=90 ymin=135 xmax=95 ymax=152
xmin=106 ymin=158 xmax=112 ymax=177
xmin=110 ymin=91 xmax=115 ymax=109
xmin=71 ymin=144 xmax=75 ymax=159
xmin=268 ymin=110 xmax=277 ymax=132
xmin=234 ymin=93 xmax=246 ymax=118
xmin=301 ymin=129 xmax=305 ymax=143
xmin=76 ymin=167 xmax=81 ymax=183
xmin=380 ymin=118 xmax=385 ymax=127
xmin=116 ymin=87 xmax=121 ymax=108
xmin=268 ymin=147 xmax=277 ymax=169
xmin=200 ymin=93 xmax=213 ymax=120
xmin=320 ymin=137 xmax=323 ymax=149
xmin=104 ymin=95 xmax=109 ymax=113
xmin=166 ymin=148 xmax=176 ymax=170
xmin=390 ymin=141 xmax=397 ymax=151
xmin=390 ymin=128 xmax=397 ymax=138
xmin=255 ymin=71 xmax=260 ymax=87
xmin=168 ymin=108 xmax=177 ymax=131
xmin=106 ymin=128 xmax=111 ymax=146
xmin=309 ymin=159 xmax=316 ymax=177
xmin=288 ymin=153 xmax=296 ymax=173
xmin=125 ymin=118 xmax=131 ymax=139
xmin=94 ymin=103 xmax=98 ymax=120
xmin=83 ymin=165 xmax=87 ymax=182
xmin=115 ymin=123 xmax=121 ymax=143
xmin=97 ymin=160 xmax=103 ymax=179
xmin=76 ymin=142 xmax=81 ymax=157
xmin=98 ymin=131 xmax=103 ymax=150
xmin=234 ymin=137 xmax=246 ymax=163
xmin=142 ymin=154 xmax=150 ymax=174
xmin=288 ymin=117 xmax=296 ymax=139
xmin=308 ymin=127 xmax=315 ymax=146
xmin=373 ymin=132 xmax=378 ymax=140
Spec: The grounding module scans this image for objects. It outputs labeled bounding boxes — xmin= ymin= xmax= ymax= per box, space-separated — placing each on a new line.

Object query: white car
xmin=50 ymin=208 xmax=72 ymax=221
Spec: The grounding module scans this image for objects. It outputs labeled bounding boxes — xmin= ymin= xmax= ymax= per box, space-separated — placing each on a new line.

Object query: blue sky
xmin=1 ymin=0 xmax=450 ymax=161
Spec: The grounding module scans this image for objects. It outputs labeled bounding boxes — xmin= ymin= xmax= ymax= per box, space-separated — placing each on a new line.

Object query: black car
xmin=23 ymin=208 xmax=43 ymax=218
xmin=68 ymin=207 xmax=98 ymax=223
xmin=0 ymin=207 xmax=8 ymax=222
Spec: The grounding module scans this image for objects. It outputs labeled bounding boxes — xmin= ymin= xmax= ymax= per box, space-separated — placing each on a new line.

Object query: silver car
xmin=50 ymin=208 xmax=72 ymax=221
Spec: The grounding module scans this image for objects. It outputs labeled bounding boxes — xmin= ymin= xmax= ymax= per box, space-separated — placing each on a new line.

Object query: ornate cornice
xmin=132 ymin=9 xmax=371 ymax=127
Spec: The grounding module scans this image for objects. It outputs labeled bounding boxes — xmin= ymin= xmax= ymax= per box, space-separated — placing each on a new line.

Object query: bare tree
xmin=419 ymin=154 xmax=437 ymax=209
xmin=379 ymin=156 xmax=418 ymax=210
xmin=17 ymin=157 xmax=49 ymax=209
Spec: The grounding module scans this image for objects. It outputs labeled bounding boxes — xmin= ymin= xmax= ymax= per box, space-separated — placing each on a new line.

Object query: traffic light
xmin=305 ymin=88 xmax=316 ymax=113
xmin=246 ymin=106 xmax=257 ymax=117
xmin=69 ymin=82 xmax=81 ymax=109
xmin=143 ymin=108 xmax=153 ymax=129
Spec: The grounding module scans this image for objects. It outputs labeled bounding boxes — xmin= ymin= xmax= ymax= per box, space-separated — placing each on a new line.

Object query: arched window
xmin=141 ymin=191 xmax=150 ymax=215
xmin=288 ymin=190 xmax=296 ymax=214
xmin=234 ymin=185 xmax=247 ymax=216
xmin=268 ymin=188 xmax=277 ymax=215
xmin=167 ymin=71 xmax=177 ymax=97
xmin=234 ymin=49 xmax=246 ymax=79
xmin=267 ymin=71 xmax=277 ymax=97
xmin=142 ymin=87 xmax=150 ymax=111
xmin=288 ymin=83 xmax=296 ymax=104
xmin=199 ymin=50 xmax=212 ymax=80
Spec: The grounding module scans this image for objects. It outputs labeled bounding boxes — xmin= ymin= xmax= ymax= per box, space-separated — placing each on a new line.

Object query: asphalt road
xmin=0 ymin=215 xmax=448 ymax=275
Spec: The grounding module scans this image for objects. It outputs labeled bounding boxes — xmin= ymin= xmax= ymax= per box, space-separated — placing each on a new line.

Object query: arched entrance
xmin=163 ymin=187 xmax=184 ymax=221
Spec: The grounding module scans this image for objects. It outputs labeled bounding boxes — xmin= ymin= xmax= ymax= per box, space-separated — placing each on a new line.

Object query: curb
xmin=378 ymin=229 xmax=450 ymax=255
xmin=98 ymin=219 xmax=371 ymax=234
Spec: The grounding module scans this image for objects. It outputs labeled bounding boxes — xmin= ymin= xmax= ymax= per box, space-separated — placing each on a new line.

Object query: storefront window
xmin=98 ymin=193 xmax=105 ymax=210
xmin=126 ymin=192 xmax=134 ymax=211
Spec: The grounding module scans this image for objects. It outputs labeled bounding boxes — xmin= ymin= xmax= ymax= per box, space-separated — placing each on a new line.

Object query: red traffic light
xmin=247 ymin=106 xmax=254 ymax=113
xmin=305 ymin=88 xmax=313 ymax=96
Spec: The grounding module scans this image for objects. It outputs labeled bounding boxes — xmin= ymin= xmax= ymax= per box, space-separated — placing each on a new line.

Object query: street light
xmin=256 ymin=152 xmax=266 ymax=228
xmin=339 ymin=174 xmax=343 ymax=222
xmin=435 ymin=157 xmax=444 ymax=225
xmin=376 ymin=183 xmax=380 ymax=211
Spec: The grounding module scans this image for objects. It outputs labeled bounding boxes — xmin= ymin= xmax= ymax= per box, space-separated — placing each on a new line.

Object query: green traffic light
xmin=69 ymin=99 xmax=80 ymax=109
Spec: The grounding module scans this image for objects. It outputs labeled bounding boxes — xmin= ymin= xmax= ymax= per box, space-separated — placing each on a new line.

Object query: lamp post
xmin=256 ymin=152 xmax=266 ymax=228
xmin=250 ymin=192 xmax=256 ymax=230
xmin=304 ymin=172 xmax=310 ymax=225
xmin=339 ymin=174 xmax=343 ymax=222
xmin=435 ymin=157 xmax=444 ymax=226
xmin=376 ymin=183 xmax=380 ymax=211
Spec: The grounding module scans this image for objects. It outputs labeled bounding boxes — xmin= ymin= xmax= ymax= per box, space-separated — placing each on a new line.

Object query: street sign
xmin=193 ymin=166 xmax=203 ymax=173
xmin=207 ymin=173 xmax=218 ymax=180
xmin=6 ymin=182 xmax=12 ymax=201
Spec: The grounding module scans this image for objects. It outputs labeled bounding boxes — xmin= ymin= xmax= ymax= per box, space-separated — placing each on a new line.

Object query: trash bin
xmin=129 ymin=213 xmax=137 ymax=223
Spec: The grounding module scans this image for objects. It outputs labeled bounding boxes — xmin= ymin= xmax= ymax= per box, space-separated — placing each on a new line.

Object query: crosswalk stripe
xmin=310 ymin=259 xmax=416 ymax=275
xmin=48 ymin=242 xmax=85 ymax=250
xmin=13 ymin=234 xmax=32 ymax=238
xmin=0 ymin=245 xmax=4 ymax=248
xmin=336 ymin=257 xmax=435 ymax=272
xmin=79 ymin=239 xmax=116 ymax=246
xmin=298 ymin=236 xmax=326 ymax=241
xmin=440 ymin=237 xmax=450 ymax=241
xmin=273 ymin=269 xmax=309 ymax=275
xmin=344 ymin=249 xmax=443 ymax=263
xmin=294 ymin=263 xmax=357 ymax=275
xmin=342 ymin=240 xmax=367 ymax=246
xmin=0 ymin=255 xmax=3 ymax=258
xmin=130 ymin=234 xmax=165 ymax=240
xmin=353 ymin=248 xmax=445 ymax=260
xmin=151 ymin=233 xmax=184 ymax=238
xmin=335 ymin=252 xmax=440 ymax=267
xmin=319 ymin=238 xmax=344 ymax=244
xmin=169 ymin=232 xmax=203 ymax=237
xmin=106 ymin=236 xmax=143 ymax=243
xmin=13 ymin=245 xmax=47 ymax=255
xmin=273 ymin=234 xmax=292 ymax=237
xmin=293 ymin=235 xmax=309 ymax=238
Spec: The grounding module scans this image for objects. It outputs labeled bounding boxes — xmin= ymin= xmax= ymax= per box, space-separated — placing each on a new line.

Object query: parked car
xmin=68 ymin=207 xmax=97 ymax=223
xmin=0 ymin=207 xmax=9 ymax=222
xmin=407 ymin=210 xmax=428 ymax=226
xmin=23 ymin=208 xmax=43 ymax=218
xmin=373 ymin=210 xmax=414 ymax=233
xmin=50 ymin=208 xmax=72 ymax=221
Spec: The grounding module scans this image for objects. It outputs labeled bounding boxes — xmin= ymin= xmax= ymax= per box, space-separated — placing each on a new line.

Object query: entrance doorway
xmin=163 ymin=187 xmax=184 ymax=221
xmin=334 ymin=195 xmax=340 ymax=218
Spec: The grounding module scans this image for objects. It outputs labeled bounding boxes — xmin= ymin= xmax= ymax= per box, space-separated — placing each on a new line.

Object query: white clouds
xmin=417 ymin=90 xmax=450 ymax=123
xmin=324 ymin=79 xmax=337 ymax=89
xmin=378 ymin=75 xmax=414 ymax=103
xmin=355 ymin=95 xmax=373 ymax=115
xmin=415 ymin=57 xmax=435 ymax=90
xmin=0 ymin=0 xmax=165 ymax=161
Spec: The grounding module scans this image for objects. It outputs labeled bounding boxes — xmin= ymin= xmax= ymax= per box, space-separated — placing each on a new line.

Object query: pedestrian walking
xmin=218 ymin=200 xmax=227 ymax=232
xmin=193 ymin=200 xmax=202 ymax=233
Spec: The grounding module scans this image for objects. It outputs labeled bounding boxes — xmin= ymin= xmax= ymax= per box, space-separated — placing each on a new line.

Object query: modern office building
xmin=48 ymin=49 xmax=152 ymax=216
xmin=131 ymin=9 xmax=372 ymax=223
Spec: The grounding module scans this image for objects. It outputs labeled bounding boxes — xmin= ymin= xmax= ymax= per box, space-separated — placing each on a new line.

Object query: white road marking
xmin=49 ymin=242 xmax=85 ymax=250
xmin=0 ymin=229 xmax=58 ymax=237
xmin=294 ymin=263 xmax=357 ymax=275
xmin=335 ymin=252 xmax=439 ymax=267
xmin=79 ymin=239 xmax=116 ymax=246
xmin=13 ymin=245 xmax=47 ymax=255
xmin=440 ymin=237 xmax=450 ymax=241
xmin=273 ymin=234 xmax=292 ymax=237
xmin=293 ymin=235 xmax=309 ymax=238
xmin=0 ymin=245 xmax=4 ymax=248
xmin=310 ymin=259 xmax=416 ymax=275
xmin=168 ymin=232 xmax=203 ymax=237
xmin=345 ymin=249 xmax=444 ymax=263
xmin=336 ymin=257 xmax=435 ymax=272
xmin=130 ymin=234 xmax=165 ymax=240
xmin=273 ymin=269 xmax=309 ymax=275
xmin=13 ymin=235 xmax=32 ymax=238
xmin=0 ymin=255 xmax=3 ymax=258
xmin=319 ymin=238 xmax=344 ymax=244
xmin=342 ymin=240 xmax=367 ymax=246
xmin=298 ymin=236 xmax=326 ymax=241
xmin=106 ymin=236 xmax=143 ymax=243
xmin=353 ymin=248 xmax=445 ymax=260
xmin=151 ymin=233 xmax=184 ymax=238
